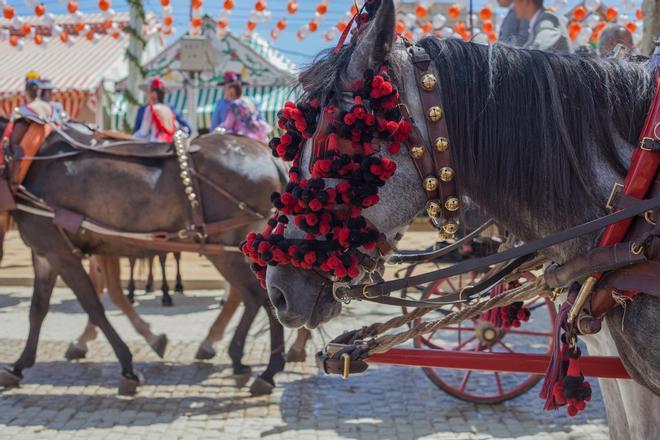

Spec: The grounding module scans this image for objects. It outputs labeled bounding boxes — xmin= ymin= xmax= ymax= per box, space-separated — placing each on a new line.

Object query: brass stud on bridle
xmin=409 ymin=145 xmax=425 ymax=159
xmin=425 ymin=200 xmax=442 ymax=219
xmin=439 ymin=167 xmax=454 ymax=182
xmin=442 ymin=222 xmax=458 ymax=235
xmin=420 ymin=73 xmax=437 ymax=91
xmin=445 ymin=197 xmax=460 ymax=212
xmin=428 ymin=106 xmax=443 ymax=122
xmin=423 ymin=176 xmax=439 ymax=192
xmin=434 ymin=136 xmax=449 ymax=152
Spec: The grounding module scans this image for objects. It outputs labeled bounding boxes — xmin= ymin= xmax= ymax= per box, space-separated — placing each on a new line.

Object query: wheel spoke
xmin=497 ymin=340 xmax=515 ymax=353
xmin=459 ymin=370 xmax=472 ymax=392
xmin=454 ymin=335 xmax=477 ymax=350
xmin=494 ymin=372 xmax=504 ymax=396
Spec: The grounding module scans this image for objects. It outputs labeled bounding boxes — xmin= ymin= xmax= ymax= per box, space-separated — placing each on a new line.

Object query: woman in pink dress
xmin=216 ymin=71 xmax=272 ymax=144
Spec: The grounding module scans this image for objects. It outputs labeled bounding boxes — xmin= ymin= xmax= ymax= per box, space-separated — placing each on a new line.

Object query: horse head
xmin=248 ymin=0 xmax=652 ymax=329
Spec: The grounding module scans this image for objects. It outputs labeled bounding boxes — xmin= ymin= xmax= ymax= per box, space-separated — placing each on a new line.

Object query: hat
xmin=25 ymin=71 xmax=41 ymax=81
xmin=150 ymin=77 xmax=166 ymax=91
xmin=39 ymin=79 xmax=54 ymax=90
xmin=219 ymin=70 xmax=246 ymax=86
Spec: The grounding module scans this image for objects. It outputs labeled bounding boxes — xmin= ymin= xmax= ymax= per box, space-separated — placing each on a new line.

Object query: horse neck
xmin=418 ymin=40 xmax=652 ymax=261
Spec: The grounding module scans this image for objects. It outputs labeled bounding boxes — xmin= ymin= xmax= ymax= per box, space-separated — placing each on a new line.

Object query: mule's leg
xmin=127 ymin=256 xmax=136 ymax=304
xmin=145 ymin=255 xmax=154 ymax=293
xmin=0 ymin=253 xmax=56 ymax=387
xmin=195 ymin=284 xmax=242 ymax=360
xmin=174 ymin=252 xmax=184 ymax=294
xmin=50 ymin=252 xmax=139 ymax=395
xmin=250 ymin=302 xmax=285 ymax=396
xmin=226 ymin=299 xmax=259 ymax=387
xmin=65 ymin=256 xmax=104 ymax=360
xmin=100 ymin=256 xmax=167 ymax=358
xmin=159 ymin=254 xmax=172 ymax=307
xmin=286 ymin=327 xmax=312 ymax=363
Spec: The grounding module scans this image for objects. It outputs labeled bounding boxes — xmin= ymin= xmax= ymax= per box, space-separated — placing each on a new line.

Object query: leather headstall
xmin=402 ymin=44 xmax=460 ymax=240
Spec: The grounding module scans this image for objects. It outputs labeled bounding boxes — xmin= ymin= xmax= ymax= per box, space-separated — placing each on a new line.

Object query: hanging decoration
xmin=190 ymin=0 xmax=203 ymax=34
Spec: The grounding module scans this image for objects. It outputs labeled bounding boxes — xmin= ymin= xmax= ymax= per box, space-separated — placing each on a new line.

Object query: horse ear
xmin=347 ymin=0 xmax=396 ymax=81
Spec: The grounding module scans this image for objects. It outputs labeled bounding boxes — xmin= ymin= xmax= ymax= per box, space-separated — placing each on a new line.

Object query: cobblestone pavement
xmin=0 ymin=286 xmax=610 ymax=439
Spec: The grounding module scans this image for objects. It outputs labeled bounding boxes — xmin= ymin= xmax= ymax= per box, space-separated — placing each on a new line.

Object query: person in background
xmin=211 ymin=70 xmax=271 ymax=143
xmin=514 ymin=0 xmax=571 ymax=53
xmin=39 ymin=80 xmax=65 ymax=124
xmin=133 ymin=78 xmax=191 ymax=139
xmin=19 ymin=72 xmax=54 ymax=121
xmin=598 ymin=24 xmax=634 ymax=56
xmin=133 ymin=78 xmax=181 ymax=142
xmin=498 ymin=0 xmax=528 ymax=47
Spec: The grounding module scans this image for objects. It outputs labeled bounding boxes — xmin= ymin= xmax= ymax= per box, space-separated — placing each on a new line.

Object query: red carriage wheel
xmin=398 ymin=261 xmax=556 ymax=403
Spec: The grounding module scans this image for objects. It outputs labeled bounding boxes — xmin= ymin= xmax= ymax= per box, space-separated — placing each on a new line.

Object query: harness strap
xmin=14 ymin=122 xmax=52 ymax=185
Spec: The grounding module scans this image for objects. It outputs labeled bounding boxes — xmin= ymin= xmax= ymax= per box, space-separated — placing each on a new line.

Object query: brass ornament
xmin=428 ymin=106 xmax=443 ymax=122
xmin=409 ymin=145 xmax=425 ymax=159
xmin=185 ymin=186 xmax=194 ymax=195
xmin=442 ymin=222 xmax=458 ymax=235
xmin=425 ymin=200 xmax=442 ymax=218
xmin=182 ymin=177 xmax=192 ymax=186
xmin=180 ymin=170 xmax=190 ymax=179
xmin=445 ymin=197 xmax=460 ymax=212
xmin=439 ymin=167 xmax=454 ymax=182
xmin=420 ymin=73 xmax=437 ymax=91
xmin=434 ymin=136 xmax=449 ymax=152
xmin=188 ymin=193 xmax=197 ymax=201
xmin=423 ymin=176 xmax=439 ymax=192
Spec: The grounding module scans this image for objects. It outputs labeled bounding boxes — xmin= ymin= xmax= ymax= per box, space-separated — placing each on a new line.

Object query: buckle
xmin=606 ymin=183 xmax=624 ymax=210
xmin=332 ymin=282 xmax=351 ymax=304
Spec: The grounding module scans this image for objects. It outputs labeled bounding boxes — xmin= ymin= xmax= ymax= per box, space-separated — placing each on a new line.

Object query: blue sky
xmin=11 ymin=0 xmax=639 ymax=65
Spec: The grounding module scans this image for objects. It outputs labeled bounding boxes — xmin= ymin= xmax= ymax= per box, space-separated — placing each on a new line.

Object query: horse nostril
xmin=270 ymin=286 xmax=288 ymax=313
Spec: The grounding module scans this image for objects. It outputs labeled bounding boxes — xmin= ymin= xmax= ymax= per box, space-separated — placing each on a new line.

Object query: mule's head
xmin=255 ymin=0 xmax=435 ymax=328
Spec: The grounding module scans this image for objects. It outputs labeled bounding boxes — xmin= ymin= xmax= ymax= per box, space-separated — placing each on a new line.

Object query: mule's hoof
xmin=0 ymin=368 xmax=20 ymax=388
xmin=194 ymin=341 xmax=216 ymax=360
xmin=175 ymin=286 xmax=184 ymax=294
xmin=148 ymin=334 xmax=168 ymax=359
xmin=232 ymin=368 xmax=252 ymax=388
xmin=64 ymin=342 xmax=87 ymax=361
xmin=118 ymin=374 xmax=140 ymax=396
xmin=249 ymin=377 xmax=274 ymax=396
xmin=127 ymin=295 xmax=135 ymax=304
xmin=286 ymin=348 xmax=306 ymax=363
xmin=161 ymin=296 xmax=173 ymax=307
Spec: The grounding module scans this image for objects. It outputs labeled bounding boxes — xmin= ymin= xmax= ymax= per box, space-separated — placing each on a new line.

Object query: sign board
xmin=179 ymin=36 xmax=217 ymax=72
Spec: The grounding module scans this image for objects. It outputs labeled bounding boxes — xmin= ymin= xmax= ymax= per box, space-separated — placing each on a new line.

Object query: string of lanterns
xmin=160 ymin=0 xmax=174 ymax=37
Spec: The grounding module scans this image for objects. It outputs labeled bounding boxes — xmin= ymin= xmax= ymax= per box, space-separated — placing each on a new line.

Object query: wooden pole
xmin=641 ymin=0 xmax=660 ymax=56
xmin=126 ymin=0 xmax=145 ymax=128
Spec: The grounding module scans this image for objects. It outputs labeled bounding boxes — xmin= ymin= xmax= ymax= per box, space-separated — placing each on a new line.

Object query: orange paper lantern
xmin=415 ymin=5 xmax=428 ymax=18
xmin=635 ymin=9 xmax=643 ymax=21
xmin=75 ymin=22 xmax=85 ymax=32
xmin=112 ymin=30 xmax=121 ymax=39
xmin=164 ymin=16 xmax=173 ymax=26
xmin=60 ymin=31 xmax=69 ymax=43
xmin=351 ymin=5 xmax=358 ymax=15
xmin=86 ymin=31 xmax=95 ymax=41
xmin=337 ymin=21 xmax=347 ymax=32
xmin=487 ymin=31 xmax=497 ymax=43
xmin=605 ymin=7 xmax=618 ymax=22
xmin=3 ymin=6 xmax=15 ymax=20
xmin=103 ymin=20 xmax=113 ymax=30
xmin=247 ymin=20 xmax=256 ymax=31
xmin=160 ymin=0 xmax=170 ymax=6
xmin=288 ymin=1 xmax=298 ymax=14
xmin=316 ymin=3 xmax=327 ymax=15
xmin=454 ymin=21 xmax=466 ymax=34
xmin=308 ymin=20 xmax=319 ymax=32
xmin=626 ymin=21 xmax=637 ymax=33
xmin=67 ymin=1 xmax=79 ymax=15
xmin=35 ymin=4 xmax=46 ymax=17
xmin=482 ymin=20 xmax=493 ymax=33
xmin=460 ymin=30 xmax=471 ymax=41
xmin=568 ymin=21 xmax=582 ymax=35
xmin=191 ymin=0 xmax=203 ymax=9
xmin=191 ymin=17 xmax=202 ymax=28
xmin=255 ymin=1 xmax=266 ymax=12
xmin=395 ymin=20 xmax=405 ymax=34
xmin=217 ymin=19 xmax=228 ymax=29
xmin=448 ymin=4 xmax=461 ymax=20
xmin=572 ymin=6 xmax=586 ymax=21
xmin=34 ymin=34 xmax=43 ymax=45
xmin=479 ymin=7 xmax=492 ymax=21
xmin=422 ymin=22 xmax=432 ymax=34
xmin=22 ymin=23 xmax=32 ymax=36
xmin=277 ymin=19 xmax=287 ymax=31
xmin=9 ymin=35 xmax=19 ymax=47
xmin=224 ymin=0 xmax=234 ymax=10
xmin=99 ymin=0 xmax=111 ymax=12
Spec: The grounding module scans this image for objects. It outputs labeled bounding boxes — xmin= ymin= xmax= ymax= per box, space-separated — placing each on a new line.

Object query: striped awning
xmin=112 ymin=86 xmax=296 ymax=132
xmin=0 ymin=90 xmax=91 ymax=119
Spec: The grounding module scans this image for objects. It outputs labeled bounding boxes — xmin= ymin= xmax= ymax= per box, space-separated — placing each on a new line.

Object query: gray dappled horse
xmin=0 ymin=122 xmax=287 ymax=396
xmin=263 ymin=1 xmax=659 ymax=437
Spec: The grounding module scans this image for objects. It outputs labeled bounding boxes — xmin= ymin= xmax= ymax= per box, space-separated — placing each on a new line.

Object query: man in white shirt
xmin=514 ymin=0 xmax=571 ymax=53
xmin=498 ymin=0 xmax=529 ymax=47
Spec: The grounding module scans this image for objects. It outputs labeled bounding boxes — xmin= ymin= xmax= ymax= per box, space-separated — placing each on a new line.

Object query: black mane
xmin=300 ymin=38 xmax=654 ymax=249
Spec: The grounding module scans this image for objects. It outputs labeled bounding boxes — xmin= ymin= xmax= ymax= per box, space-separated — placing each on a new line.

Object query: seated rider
xmin=210 ymin=70 xmax=271 ymax=143
xmin=19 ymin=71 xmax=56 ymax=122
xmin=133 ymin=78 xmax=191 ymax=142
xmin=39 ymin=80 xmax=65 ymax=124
